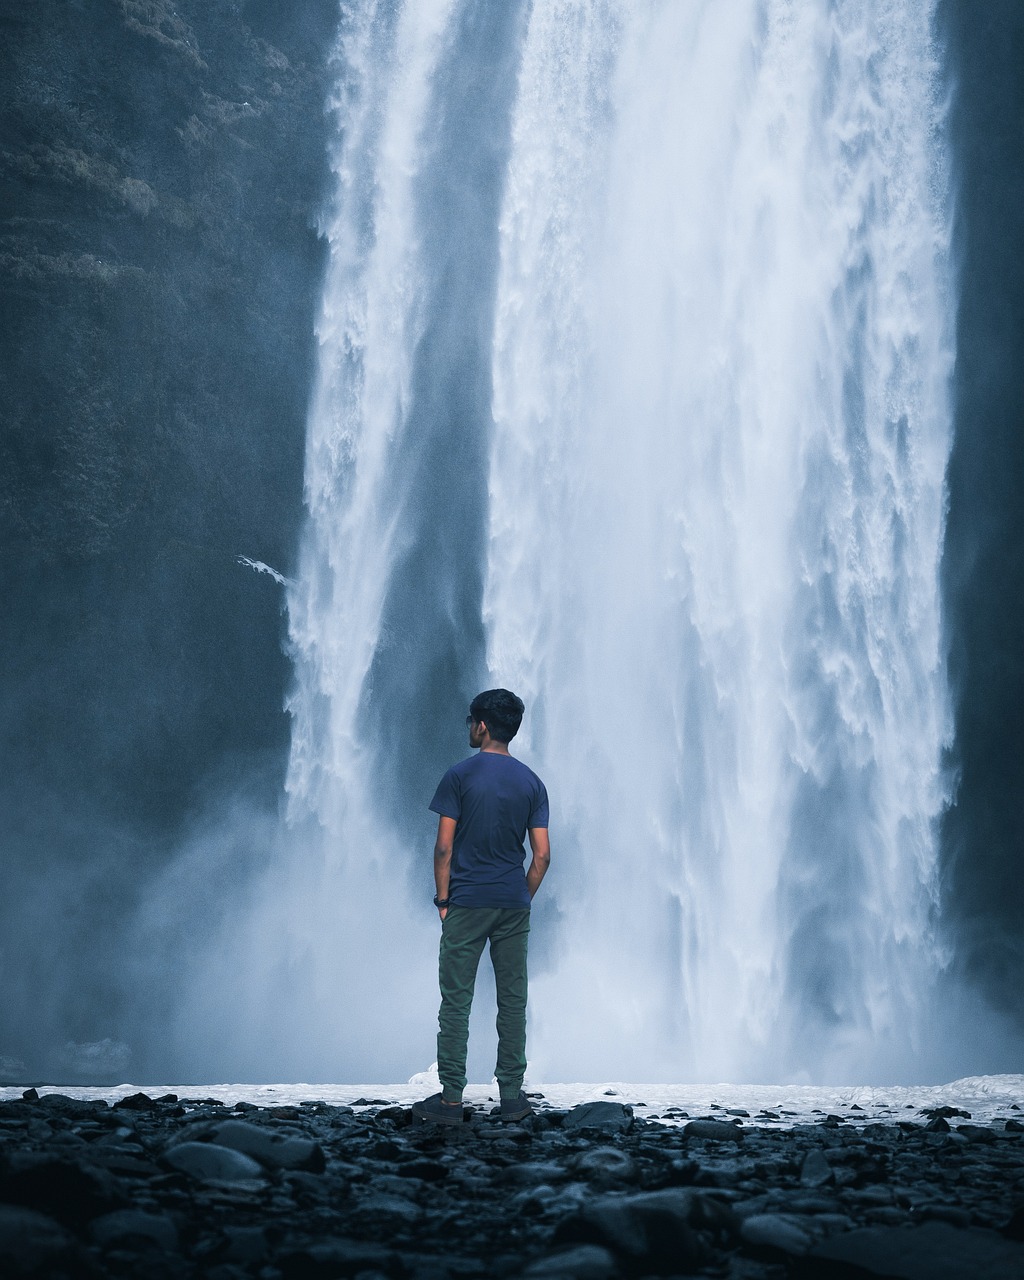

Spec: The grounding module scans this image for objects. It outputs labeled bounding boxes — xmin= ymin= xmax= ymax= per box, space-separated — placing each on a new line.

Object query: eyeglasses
xmin=466 ymin=715 xmax=476 ymax=728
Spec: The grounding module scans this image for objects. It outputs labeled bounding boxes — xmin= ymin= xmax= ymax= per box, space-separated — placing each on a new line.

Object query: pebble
xmin=0 ymin=1092 xmax=1021 ymax=1276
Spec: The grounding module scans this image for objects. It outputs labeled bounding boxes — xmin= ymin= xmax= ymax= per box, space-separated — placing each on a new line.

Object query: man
xmin=413 ymin=688 xmax=550 ymax=1124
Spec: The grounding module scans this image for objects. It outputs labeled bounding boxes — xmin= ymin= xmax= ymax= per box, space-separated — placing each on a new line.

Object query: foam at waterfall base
xmin=3 ymin=1074 xmax=1021 ymax=1129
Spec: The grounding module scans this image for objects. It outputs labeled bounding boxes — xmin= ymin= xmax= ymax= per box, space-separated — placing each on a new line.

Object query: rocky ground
xmin=1 ymin=1090 xmax=1023 ymax=1278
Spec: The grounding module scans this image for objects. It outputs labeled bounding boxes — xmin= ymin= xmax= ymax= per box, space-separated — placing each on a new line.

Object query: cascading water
xmin=275 ymin=0 xmax=953 ymax=1084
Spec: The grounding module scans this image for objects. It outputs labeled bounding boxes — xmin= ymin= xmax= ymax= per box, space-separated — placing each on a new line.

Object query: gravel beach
xmin=1 ymin=1084 xmax=1023 ymax=1277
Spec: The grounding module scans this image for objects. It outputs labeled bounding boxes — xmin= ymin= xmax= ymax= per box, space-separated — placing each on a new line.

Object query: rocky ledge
xmin=1 ymin=1090 xmax=1023 ymax=1278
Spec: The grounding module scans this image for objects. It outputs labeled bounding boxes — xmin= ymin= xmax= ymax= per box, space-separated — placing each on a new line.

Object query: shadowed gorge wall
xmin=0 ymin=0 xmax=337 ymax=1079
xmin=940 ymin=0 xmax=1024 ymax=1025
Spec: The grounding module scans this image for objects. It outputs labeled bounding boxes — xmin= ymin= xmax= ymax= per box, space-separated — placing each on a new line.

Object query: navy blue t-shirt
xmin=429 ymin=752 xmax=549 ymax=909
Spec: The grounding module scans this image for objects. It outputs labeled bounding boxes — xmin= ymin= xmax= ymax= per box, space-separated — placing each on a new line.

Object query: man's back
xmin=429 ymin=752 xmax=548 ymax=908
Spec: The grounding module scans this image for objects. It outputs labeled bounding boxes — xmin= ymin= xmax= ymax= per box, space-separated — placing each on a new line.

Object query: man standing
xmin=413 ymin=689 xmax=550 ymax=1124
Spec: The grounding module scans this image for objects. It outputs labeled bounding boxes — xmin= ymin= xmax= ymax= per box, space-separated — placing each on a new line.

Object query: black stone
xmin=0 ymin=1153 xmax=129 ymax=1226
xmin=683 ymin=1119 xmax=744 ymax=1143
xmin=563 ymin=1102 xmax=634 ymax=1134
xmin=114 ymin=1092 xmax=159 ymax=1112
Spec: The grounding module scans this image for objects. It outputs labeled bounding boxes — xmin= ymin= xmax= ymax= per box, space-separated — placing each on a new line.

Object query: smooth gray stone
xmin=804 ymin=1221 xmax=1024 ymax=1279
xmin=90 ymin=1209 xmax=179 ymax=1251
xmin=522 ymin=1244 xmax=619 ymax=1278
xmin=572 ymin=1145 xmax=637 ymax=1183
xmin=563 ymin=1102 xmax=633 ymax=1133
xmin=209 ymin=1118 xmax=326 ymax=1171
xmin=800 ymin=1148 xmax=835 ymax=1187
xmin=740 ymin=1212 xmax=815 ymax=1255
xmin=956 ymin=1124 xmax=997 ymax=1144
xmin=498 ymin=1160 xmax=569 ymax=1187
xmin=356 ymin=1191 xmax=423 ymax=1221
xmin=683 ymin=1118 xmax=744 ymax=1143
xmin=0 ymin=1204 xmax=76 ymax=1270
xmin=163 ymin=1140 xmax=264 ymax=1183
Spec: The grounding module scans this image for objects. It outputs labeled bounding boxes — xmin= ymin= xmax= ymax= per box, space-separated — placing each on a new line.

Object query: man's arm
xmin=434 ymin=815 xmax=457 ymax=920
xmin=526 ymin=827 xmax=550 ymax=899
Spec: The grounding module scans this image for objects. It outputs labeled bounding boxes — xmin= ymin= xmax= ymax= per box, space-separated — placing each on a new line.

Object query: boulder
xmin=572 ymin=1145 xmax=637 ymax=1185
xmin=90 ymin=1209 xmax=179 ymax=1251
xmin=0 ymin=1204 xmax=78 ymax=1274
xmin=554 ymin=1187 xmax=707 ymax=1273
xmin=163 ymin=1140 xmax=264 ymax=1183
xmin=522 ymin=1244 xmax=619 ymax=1278
xmin=800 ymin=1148 xmax=834 ymax=1187
xmin=209 ymin=1118 xmax=326 ymax=1172
xmin=683 ymin=1118 xmax=744 ymax=1143
xmin=0 ymin=1152 xmax=127 ymax=1225
xmin=741 ymin=1212 xmax=815 ymax=1256
xmin=801 ymin=1221 xmax=1024 ymax=1279
xmin=562 ymin=1102 xmax=633 ymax=1134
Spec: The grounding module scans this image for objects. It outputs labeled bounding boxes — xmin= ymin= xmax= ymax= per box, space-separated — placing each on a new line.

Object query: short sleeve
xmin=529 ymin=780 xmax=549 ymax=829
xmin=429 ymin=767 xmax=461 ymax=820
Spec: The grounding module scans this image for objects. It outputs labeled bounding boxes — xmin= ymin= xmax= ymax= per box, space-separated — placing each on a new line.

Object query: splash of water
xmin=206 ymin=0 xmax=953 ymax=1085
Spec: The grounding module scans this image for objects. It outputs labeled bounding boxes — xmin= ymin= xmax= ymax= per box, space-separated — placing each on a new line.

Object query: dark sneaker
xmin=412 ymin=1092 xmax=464 ymax=1125
xmin=500 ymin=1092 xmax=533 ymax=1122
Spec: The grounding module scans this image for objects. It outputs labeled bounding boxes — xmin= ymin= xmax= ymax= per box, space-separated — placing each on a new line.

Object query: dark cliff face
xmin=0 ymin=0 xmax=338 ymax=1076
xmin=939 ymin=0 xmax=1024 ymax=1026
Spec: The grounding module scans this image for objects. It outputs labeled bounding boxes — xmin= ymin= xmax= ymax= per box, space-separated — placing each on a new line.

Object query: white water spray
xmin=487 ymin=0 xmax=953 ymax=1082
xmin=202 ymin=0 xmax=953 ymax=1085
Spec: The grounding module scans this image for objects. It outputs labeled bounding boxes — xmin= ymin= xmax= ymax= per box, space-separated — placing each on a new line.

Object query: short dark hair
xmin=470 ymin=688 xmax=525 ymax=743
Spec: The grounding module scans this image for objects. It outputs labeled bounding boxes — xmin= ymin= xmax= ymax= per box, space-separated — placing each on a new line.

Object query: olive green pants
xmin=437 ymin=905 xmax=531 ymax=1103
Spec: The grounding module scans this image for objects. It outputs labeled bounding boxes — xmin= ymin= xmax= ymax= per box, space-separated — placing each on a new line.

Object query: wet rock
xmin=163 ymin=1141 xmax=264 ymax=1183
xmin=277 ymin=1238 xmax=394 ymax=1279
xmin=209 ymin=1118 xmax=326 ymax=1171
xmin=522 ymin=1244 xmax=619 ymax=1278
xmin=220 ymin=1225 xmax=269 ymax=1263
xmin=956 ymin=1124 xmax=997 ymax=1144
xmin=0 ymin=1204 xmax=79 ymax=1274
xmin=571 ymin=1145 xmax=637 ymax=1185
xmin=90 ymin=1208 xmax=180 ymax=1251
xmin=741 ymin=1212 xmax=815 ymax=1256
xmin=396 ymin=1156 xmax=448 ymax=1181
xmin=497 ymin=1160 xmax=568 ymax=1188
xmin=800 ymin=1148 xmax=834 ymax=1187
xmin=37 ymin=1093 xmax=109 ymax=1120
xmin=356 ymin=1190 xmax=424 ymax=1222
xmin=114 ymin=1092 xmax=160 ymax=1112
xmin=0 ymin=1152 xmax=128 ymax=1225
xmin=800 ymin=1220 xmax=1024 ymax=1279
xmin=683 ymin=1118 xmax=744 ymax=1143
xmin=554 ymin=1187 xmax=708 ymax=1273
xmin=563 ymin=1102 xmax=633 ymax=1133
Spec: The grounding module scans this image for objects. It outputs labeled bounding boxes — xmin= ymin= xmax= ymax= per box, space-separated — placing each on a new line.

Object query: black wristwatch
xmin=433 ymin=894 xmax=450 ymax=908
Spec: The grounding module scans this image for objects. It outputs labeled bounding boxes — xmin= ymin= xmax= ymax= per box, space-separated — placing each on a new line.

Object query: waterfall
xmin=280 ymin=0 xmax=953 ymax=1084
